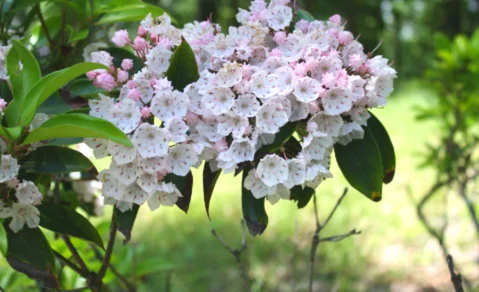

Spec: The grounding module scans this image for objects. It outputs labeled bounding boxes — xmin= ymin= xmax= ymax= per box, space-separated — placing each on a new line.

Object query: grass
xmin=1 ymin=81 xmax=477 ymax=291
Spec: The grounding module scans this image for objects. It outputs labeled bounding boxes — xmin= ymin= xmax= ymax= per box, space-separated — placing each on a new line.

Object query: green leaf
xmin=165 ymin=38 xmax=199 ymax=91
xmin=96 ymin=4 xmax=168 ymax=25
xmin=68 ymin=78 xmax=106 ymax=98
xmin=367 ymin=112 xmax=396 ymax=184
xmin=296 ymin=9 xmax=315 ymax=22
xmin=114 ymin=204 xmax=139 ymax=245
xmin=164 ymin=172 xmax=194 ymax=213
xmin=242 ymin=167 xmax=268 ymax=236
xmin=6 ymin=40 xmax=41 ymax=101
xmin=21 ymin=146 xmax=96 ymax=173
xmin=290 ymin=186 xmax=315 ymax=208
xmin=36 ymin=93 xmax=71 ymax=115
xmin=334 ymin=129 xmax=383 ymax=201
xmin=37 ymin=202 xmax=104 ymax=248
xmin=23 ymin=113 xmax=132 ymax=147
xmin=0 ymin=223 xmax=7 ymax=256
xmin=203 ymin=163 xmax=221 ymax=219
xmin=4 ymin=223 xmax=59 ymax=288
xmin=5 ymin=62 xmax=108 ymax=127
xmin=256 ymin=122 xmax=297 ymax=157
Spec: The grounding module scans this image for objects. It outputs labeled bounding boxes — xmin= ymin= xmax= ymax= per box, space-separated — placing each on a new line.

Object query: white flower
xmin=288 ymin=95 xmax=310 ymax=121
xmin=267 ymin=5 xmax=293 ymax=31
xmin=0 ymin=201 xmax=12 ymax=218
xmin=108 ymin=99 xmax=142 ymax=134
xmin=98 ymin=170 xmax=124 ymax=200
xmin=108 ymin=141 xmax=137 ymax=165
xmin=206 ymin=34 xmax=235 ymax=59
xmin=266 ymin=184 xmax=290 ymax=205
xmin=202 ymin=87 xmax=235 ymax=114
xmin=347 ymin=75 xmax=366 ymax=101
xmin=261 ymin=57 xmax=288 ymax=73
xmin=137 ymin=172 xmax=158 ymax=194
xmin=110 ymin=161 xmax=140 ymax=187
xmin=283 ymin=158 xmax=306 ymax=188
xmin=233 ymin=94 xmax=261 ymax=118
xmin=196 ymin=120 xmax=223 ymax=142
xmin=270 ymin=66 xmax=295 ymax=95
xmin=8 ymin=203 xmax=40 ymax=233
xmin=256 ymin=103 xmax=288 ymax=134
xmin=151 ymin=90 xmax=189 ymax=121
xmin=138 ymin=156 xmax=172 ymax=173
xmin=308 ymin=113 xmax=343 ymax=137
xmin=165 ymin=118 xmax=189 ymax=143
xmin=84 ymin=138 xmax=110 ymax=159
xmin=217 ymin=113 xmax=248 ymax=138
xmin=145 ymin=46 xmax=173 ymax=78
xmin=256 ymin=154 xmax=289 ymax=187
xmin=250 ymin=71 xmax=277 ymax=98
xmin=123 ymin=183 xmax=149 ymax=205
xmin=132 ymin=123 xmax=169 ymax=158
xmin=0 ymin=155 xmax=20 ymax=183
xmin=169 ymin=144 xmax=198 ymax=176
xmin=15 ymin=181 xmax=42 ymax=205
xmin=216 ymin=63 xmax=243 ymax=88
xmin=303 ymin=136 xmax=333 ymax=161
xmin=244 ymin=169 xmax=276 ymax=199
xmin=230 ymin=138 xmax=256 ymax=163
xmin=147 ymin=182 xmax=182 ymax=211
xmin=322 ymin=88 xmax=354 ymax=115
xmin=294 ymin=77 xmax=322 ymax=103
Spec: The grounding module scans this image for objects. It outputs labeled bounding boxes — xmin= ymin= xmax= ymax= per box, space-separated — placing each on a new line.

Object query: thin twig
xmin=319 ymin=188 xmax=348 ymax=231
xmin=35 ymin=4 xmax=54 ymax=49
xmin=97 ymin=212 xmax=118 ymax=280
xmin=320 ymin=229 xmax=361 ymax=242
xmin=53 ymin=251 xmax=90 ymax=279
xmin=62 ymin=236 xmax=89 ymax=273
xmin=91 ymin=245 xmax=136 ymax=292
xmin=212 ymin=220 xmax=250 ymax=292
xmin=446 ymin=254 xmax=464 ymax=292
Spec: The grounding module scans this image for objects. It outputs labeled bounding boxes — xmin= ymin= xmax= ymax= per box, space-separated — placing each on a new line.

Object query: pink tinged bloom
xmin=338 ymin=31 xmax=354 ymax=45
xmin=158 ymin=38 xmax=173 ymax=50
xmin=112 ymin=30 xmax=130 ymax=47
xmin=185 ymin=111 xmax=199 ymax=126
xmin=336 ymin=69 xmax=349 ymax=88
xmin=349 ymin=54 xmax=363 ymax=69
xmin=127 ymin=87 xmax=141 ymax=101
xmin=214 ymin=139 xmax=228 ymax=152
xmin=150 ymin=33 xmax=159 ymax=44
xmin=0 ymin=98 xmax=7 ymax=111
xmin=86 ymin=70 xmax=99 ymax=81
xmin=121 ymin=59 xmax=134 ymax=70
xmin=127 ymin=80 xmax=137 ymax=89
xmin=94 ymin=72 xmax=116 ymax=91
xmin=133 ymin=36 xmax=148 ymax=51
xmin=117 ymin=70 xmax=129 ymax=83
xmin=273 ymin=32 xmax=287 ymax=45
xmin=138 ymin=25 xmax=147 ymax=37
xmin=154 ymin=77 xmax=173 ymax=91
xmin=270 ymin=48 xmax=282 ymax=57
xmin=329 ymin=14 xmax=341 ymax=24
xmin=296 ymin=20 xmax=310 ymax=33
xmin=141 ymin=106 xmax=151 ymax=118
xmin=321 ymin=72 xmax=337 ymax=88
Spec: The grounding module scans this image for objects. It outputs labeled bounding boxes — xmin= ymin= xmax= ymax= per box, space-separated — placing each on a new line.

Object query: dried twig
xmin=212 ymin=220 xmax=250 ymax=292
xmin=446 ymin=254 xmax=464 ymax=292
xmin=309 ymin=188 xmax=358 ymax=292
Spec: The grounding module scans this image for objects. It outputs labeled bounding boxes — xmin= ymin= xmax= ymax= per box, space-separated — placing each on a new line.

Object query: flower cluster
xmin=0 ymin=155 xmax=44 ymax=233
xmin=87 ymin=0 xmax=396 ymax=210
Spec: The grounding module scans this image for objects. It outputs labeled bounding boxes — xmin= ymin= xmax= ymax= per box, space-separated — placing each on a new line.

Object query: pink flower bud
xmin=321 ymin=72 xmax=336 ymax=88
xmin=112 ymin=30 xmax=130 ymax=47
xmin=141 ymin=106 xmax=151 ymax=118
xmin=127 ymin=80 xmax=137 ymax=89
xmin=86 ymin=70 xmax=99 ymax=81
xmin=127 ymin=87 xmax=142 ymax=101
xmin=273 ymin=31 xmax=287 ymax=45
xmin=329 ymin=14 xmax=341 ymax=24
xmin=158 ymin=38 xmax=173 ymax=50
xmin=185 ymin=111 xmax=199 ymax=127
xmin=270 ymin=48 xmax=283 ymax=57
xmin=0 ymin=98 xmax=7 ymax=111
xmin=338 ymin=31 xmax=353 ymax=45
xmin=121 ymin=59 xmax=134 ymax=71
xmin=150 ymin=33 xmax=159 ymax=44
xmin=133 ymin=36 xmax=148 ymax=51
xmin=94 ymin=72 xmax=116 ymax=91
xmin=138 ymin=25 xmax=147 ymax=37
xmin=117 ymin=70 xmax=129 ymax=83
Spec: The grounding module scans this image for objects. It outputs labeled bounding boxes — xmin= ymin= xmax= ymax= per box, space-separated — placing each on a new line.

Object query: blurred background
xmin=1 ymin=0 xmax=479 ymax=291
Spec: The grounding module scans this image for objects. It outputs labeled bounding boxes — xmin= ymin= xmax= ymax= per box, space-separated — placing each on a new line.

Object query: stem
xmin=446 ymin=254 xmax=464 ymax=292
xmin=97 ymin=212 xmax=118 ymax=280
xmin=35 ymin=4 xmax=54 ymax=49
xmin=53 ymin=251 xmax=90 ymax=279
xmin=62 ymin=235 xmax=89 ymax=273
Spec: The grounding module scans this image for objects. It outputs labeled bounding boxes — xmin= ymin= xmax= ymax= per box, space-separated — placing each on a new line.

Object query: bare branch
xmin=62 ymin=236 xmax=89 ymax=273
xmin=212 ymin=220 xmax=250 ymax=292
xmin=320 ymin=229 xmax=361 ymax=242
xmin=319 ymin=188 xmax=348 ymax=231
xmin=446 ymin=254 xmax=464 ymax=292
xmin=97 ymin=212 xmax=118 ymax=280
xmin=53 ymin=251 xmax=90 ymax=279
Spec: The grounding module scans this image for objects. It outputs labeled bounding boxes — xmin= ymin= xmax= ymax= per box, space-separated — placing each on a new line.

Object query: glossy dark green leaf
xmin=5 ymin=62 xmax=108 ymax=127
xmin=334 ymin=129 xmax=383 ymax=202
xmin=21 ymin=146 xmax=96 ymax=173
xmin=290 ymin=186 xmax=315 ymax=208
xmin=242 ymin=167 xmax=268 ymax=236
xmin=164 ymin=172 xmax=194 ymax=213
xmin=37 ymin=202 xmax=104 ymax=248
xmin=114 ymin=204 xmax=139 ymax=245
xmin=203 ymin=163 xmax=221 ymax=219
xmin=296 ymin=9 xmax=315 ymax=22
xmin=96 ymin=4 xmax=168 ymax=25
xmin=0 ymin=223 xmax=6 ymax=256
xmin=68 ymin=78 xmax=106 ymax=98
xmin=5 ymin=40 xmax=41 ymax=101
xmin=165 ymin=38 xmax=199 ymax=91
xmin=23 ymin=113 xmax=132 ymax=147
xmin=4 ymin=222 xmax=59 ymax=288
xmin=256 ymin=122 xmax=297 ymax=158
xmin=36 ymin=93 xmax=71 ymax=115
xmin=367 ymin=112 xmax=396 ymax=184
